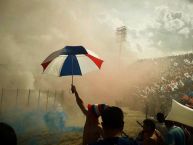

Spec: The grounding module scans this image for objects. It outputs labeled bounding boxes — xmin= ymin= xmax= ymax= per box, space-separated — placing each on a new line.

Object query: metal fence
xmin=0 ymin=88 xmax=65 ymax=113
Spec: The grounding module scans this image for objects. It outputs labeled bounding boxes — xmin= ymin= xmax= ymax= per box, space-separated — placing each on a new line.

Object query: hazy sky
xmin=0 ymin=0 xmax=193 ymax=89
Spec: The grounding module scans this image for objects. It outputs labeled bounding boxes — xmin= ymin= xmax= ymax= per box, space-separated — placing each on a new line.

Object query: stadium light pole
xmin=116 ymin=26 xmax=127 ymax=61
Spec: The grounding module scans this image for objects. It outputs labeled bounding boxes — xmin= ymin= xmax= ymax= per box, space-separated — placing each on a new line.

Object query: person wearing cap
xmin=71 ymin=85 xmax=108 ymax=145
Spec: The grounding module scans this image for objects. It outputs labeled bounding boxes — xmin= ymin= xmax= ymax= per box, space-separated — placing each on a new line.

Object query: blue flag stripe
xmin=60 ymin=55 xmax=82 ymax=76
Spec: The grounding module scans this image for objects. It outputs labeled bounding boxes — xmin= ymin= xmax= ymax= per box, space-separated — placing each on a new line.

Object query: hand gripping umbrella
xmin=41 ymin=46 xmax=103 ymax=85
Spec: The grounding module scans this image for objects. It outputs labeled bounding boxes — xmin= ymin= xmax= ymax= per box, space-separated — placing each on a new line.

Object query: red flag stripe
xmin=86 ymin=54 xmax=103 ymax=69
xmin=41 ymin=61 xmax=52 ymax=71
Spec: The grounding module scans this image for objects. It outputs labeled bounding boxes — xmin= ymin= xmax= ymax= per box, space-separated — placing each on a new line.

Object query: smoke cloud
xmin=0 ymin=0 xmax=127 ymax=89
xmin=1 ymin=1 xmax=193 ymax=139
xmin=0 ymin=109 xmax=82 ymax=145
xmin=1 ymin=0 xmax=193 ymax=89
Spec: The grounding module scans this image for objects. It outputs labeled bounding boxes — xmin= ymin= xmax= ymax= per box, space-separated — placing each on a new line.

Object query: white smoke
xmin=0 ymin=0 xmax=193 ymax=102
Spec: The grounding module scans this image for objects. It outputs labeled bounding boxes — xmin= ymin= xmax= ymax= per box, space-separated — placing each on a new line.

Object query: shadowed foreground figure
xmin=155 ymin=113 xmax=168 ymax=142
xmin=89 ymin=106 xmax=138 ymax=145
xmin=71 ymin=85 xmax=108 ymax=145
xmin=0 ymin=122 xmax=17 ymax=145
xmin=142 ymin=119 xmax=165 ymax=145
xmin=165 ymin=120 xmax=185 ymax=145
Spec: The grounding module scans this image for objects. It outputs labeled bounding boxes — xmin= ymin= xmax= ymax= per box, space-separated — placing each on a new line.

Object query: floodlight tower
xmin=116 ymin=26 xmax=127 ymax=60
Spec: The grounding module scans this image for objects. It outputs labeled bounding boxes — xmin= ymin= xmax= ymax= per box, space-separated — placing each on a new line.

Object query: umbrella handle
xmin=71 ymin=55 xmax=74 ymax=85
xmin=72 ymin=75 xmax=73 ymax=85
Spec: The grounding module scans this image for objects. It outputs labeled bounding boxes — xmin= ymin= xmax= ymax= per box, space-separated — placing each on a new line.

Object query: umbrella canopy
xmin=41 ymin=46 xmax=103 ymax=83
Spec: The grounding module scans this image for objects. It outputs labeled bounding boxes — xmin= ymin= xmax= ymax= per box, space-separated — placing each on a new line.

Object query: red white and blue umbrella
xmin=41 ymin=46 xmax=103 ymax=84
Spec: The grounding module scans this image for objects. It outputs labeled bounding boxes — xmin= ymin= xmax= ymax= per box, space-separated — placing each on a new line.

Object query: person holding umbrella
xmin=41 ymin=46 xmax=105 ymax=144
xmin=71 ymin=85 xmax=108 ymax=145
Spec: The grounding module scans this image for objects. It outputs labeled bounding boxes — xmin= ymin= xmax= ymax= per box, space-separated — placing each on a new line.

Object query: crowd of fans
xmin=130 ymin=53 xmax=193 ymax=115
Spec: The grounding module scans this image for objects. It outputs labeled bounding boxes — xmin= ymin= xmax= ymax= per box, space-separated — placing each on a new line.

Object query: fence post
xmin=16 ymin=88 xmax=19 ymax=107
xmin=46 ymin=90 xmax=49 ymax=111
xmin=27 ymin=89 xmax=30 ymax=106
xmin=54 ymin=90 xmax=56 ymax=107
xmin=0 ymin=88 xmax=3 ymax=114
xmin=145 ymin=102 xmax=148 ymax=119
xmin=38 ymin=90 xmax=40 ymax=109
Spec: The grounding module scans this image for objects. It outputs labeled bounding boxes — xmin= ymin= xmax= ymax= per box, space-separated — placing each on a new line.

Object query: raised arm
xmin=71 ymin=85 xmax=88 ymax=116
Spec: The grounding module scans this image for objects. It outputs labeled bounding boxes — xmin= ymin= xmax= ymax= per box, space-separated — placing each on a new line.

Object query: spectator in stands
xmin=155 ymin=113 xmax=168 ymax=142
xmin=88 ymin=106 xmax=138 ymax=145
xmin=133 ymin=53 xmax=193 ymax=115
xmin=165 ymin=120 xmax=185 ymax=145
xmin=142 ymin=118 xmax=164 ymax=145
xmin=0 ymin=122 xmax=17 ymax=145
xmin=71 ymin=85 xmax=108 ymax=145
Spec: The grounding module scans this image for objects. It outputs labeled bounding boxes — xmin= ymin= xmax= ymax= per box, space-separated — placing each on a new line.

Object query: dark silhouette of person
xmin=71 ymin=85 xmax=108 ymax=145
xmin=156 ymin=113 xmax=168 ymax=142
xmin=0 ymin=122 xmax=17 ymax=145
xmin=142 ymin=119 xmax=165 ymax=145
xmin=89 ymin=106 xmax=138 ymax=145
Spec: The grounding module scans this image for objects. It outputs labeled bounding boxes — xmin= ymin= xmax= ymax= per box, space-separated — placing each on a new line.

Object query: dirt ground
xmin=18 ymin=108 xmax=145 ymax=145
